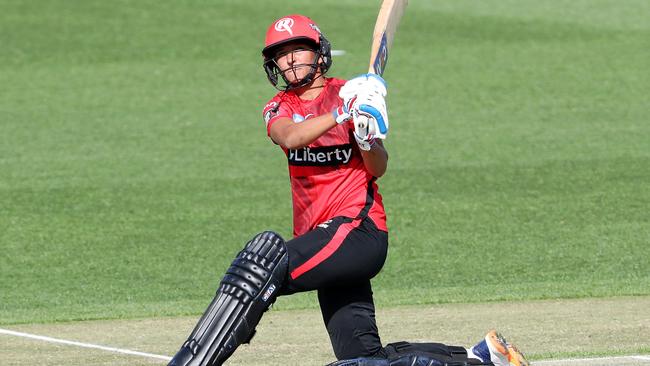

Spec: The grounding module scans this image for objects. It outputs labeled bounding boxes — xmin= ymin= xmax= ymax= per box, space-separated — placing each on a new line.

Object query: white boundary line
xmin=532 ymin=355 xmax=650 ymax=364
xmin=0 ymin=328 xmax=172 ymax=361
xmin=2 ymin=327 xmax=649 ymax=364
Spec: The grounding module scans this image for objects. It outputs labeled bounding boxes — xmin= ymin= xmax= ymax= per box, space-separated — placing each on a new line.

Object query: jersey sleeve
xmin=262 ymin=96 xmax=293 ymax=137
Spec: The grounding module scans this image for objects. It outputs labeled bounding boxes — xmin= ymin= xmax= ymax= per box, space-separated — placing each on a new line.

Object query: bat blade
xmin=368 ymin=0 xmax=408 ymax=76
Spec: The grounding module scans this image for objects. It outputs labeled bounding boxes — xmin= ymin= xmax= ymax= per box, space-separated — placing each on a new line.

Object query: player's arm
xmin=345 ymin=74 xmax=390 ymax=177
xmin=269 ymin=93 xmax=357 ymax=149
xmin=359 ymin=139 xmax=388 ymax=177
xmin=269 ymin=114 xmax=337 ymax=150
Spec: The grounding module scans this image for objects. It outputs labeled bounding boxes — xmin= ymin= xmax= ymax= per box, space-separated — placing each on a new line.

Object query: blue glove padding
xmin=340 ymin=73 xmax=389 ymax=139
xmin=353 ymin=92 xmax=388 ymax=140
xmin=359 ymin=104 xmax=388 ymax=135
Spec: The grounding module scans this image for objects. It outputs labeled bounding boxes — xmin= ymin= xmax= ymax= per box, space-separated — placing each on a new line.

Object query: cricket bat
xmin=358 ymin=0 xmax=408 ymax=138
xmin=368 ymin=0 xmax=408 ymax=76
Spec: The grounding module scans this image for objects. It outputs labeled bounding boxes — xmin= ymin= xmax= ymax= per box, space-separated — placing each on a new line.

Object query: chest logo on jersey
xmin=292 ymin=113 xmax=314 ymax=123
xmin=288 ymin=144 xmax=353 ymax=166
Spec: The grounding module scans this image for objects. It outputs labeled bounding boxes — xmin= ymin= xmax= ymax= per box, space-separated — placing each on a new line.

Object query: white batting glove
xmin=340 ymin=73 xmax=387 ymax=99
xmin=334 ymin=76 xmax=365 ymax=124
xmin=353 ymin=120 xmax=377 ymax=151
xmin=353 ymin=91 xmax=389 ymax=140
xmin=340 ymin=74 xmax=389 ymax=140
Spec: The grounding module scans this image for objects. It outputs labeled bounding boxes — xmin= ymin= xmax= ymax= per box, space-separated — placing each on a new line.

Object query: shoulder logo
xmin=264 ymin=101 xmax=278 ymax=111
xmin=264 ymin=101 xmax=279 ymax=124
xmin=274 ymin=18 xmax=294 ymax=36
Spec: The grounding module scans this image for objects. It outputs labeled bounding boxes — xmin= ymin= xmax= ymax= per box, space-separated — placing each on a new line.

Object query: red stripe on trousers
xmin=290 ymin=218 xmax=363 ymax=280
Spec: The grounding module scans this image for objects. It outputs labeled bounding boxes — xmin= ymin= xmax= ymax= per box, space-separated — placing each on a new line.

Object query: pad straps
xmin=168 ymin=231 xmax=288 ymax=366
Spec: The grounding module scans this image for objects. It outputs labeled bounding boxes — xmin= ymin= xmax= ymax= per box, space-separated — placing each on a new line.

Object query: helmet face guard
xmin=263 ymin=37 xmax=332 ymax=91
xmin=262 ymin=15 xmax=332 ymax=91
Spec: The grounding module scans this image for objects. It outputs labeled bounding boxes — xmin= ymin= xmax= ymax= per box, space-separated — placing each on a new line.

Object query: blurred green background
xmin=1 ymin=0 xmax=648 ymax=324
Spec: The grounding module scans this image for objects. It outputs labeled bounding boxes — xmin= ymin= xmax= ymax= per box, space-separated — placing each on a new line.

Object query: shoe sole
xmin=507 ymin=343 xmax=530 ymax=366
xmin=487 ymin=330 xmax=531 ymax=366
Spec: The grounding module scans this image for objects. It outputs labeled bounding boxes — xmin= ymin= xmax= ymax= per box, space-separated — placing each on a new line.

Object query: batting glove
xmin=332 ymin=95 xmax=357 ymax=124
xmin=340 ymin=73 xmax=387 ymax=99
xmin=353 ymin=126 xmax=376 ymax=151
xmin=353 ymin=92 xmax=389 ymax=140
xmin=340 ymin=73 xmax=389 ymax=139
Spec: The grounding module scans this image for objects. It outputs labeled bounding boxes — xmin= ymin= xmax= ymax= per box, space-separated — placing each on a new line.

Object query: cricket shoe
xmin=470 ymin=330 xmax=530 ymax=366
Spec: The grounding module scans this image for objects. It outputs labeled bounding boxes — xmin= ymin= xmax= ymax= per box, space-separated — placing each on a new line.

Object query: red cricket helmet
xmin=262 ymin=14 xmax=332 ymax=90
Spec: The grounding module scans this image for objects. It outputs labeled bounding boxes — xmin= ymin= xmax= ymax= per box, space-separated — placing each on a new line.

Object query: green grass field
xmin=1 ymin=0 xmax=649 ymax=362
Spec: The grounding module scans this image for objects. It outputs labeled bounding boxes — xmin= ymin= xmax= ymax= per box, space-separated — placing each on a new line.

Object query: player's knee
xmin=222 ymin=230 xmax=289 ymax=304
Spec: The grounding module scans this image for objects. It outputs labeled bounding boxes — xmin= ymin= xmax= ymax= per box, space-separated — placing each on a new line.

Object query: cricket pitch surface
xmin=2 ymin=296 xmax=649 ymax=365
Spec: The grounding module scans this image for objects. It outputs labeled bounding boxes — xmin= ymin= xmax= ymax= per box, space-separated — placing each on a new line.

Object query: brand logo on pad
xmin=274 ymin=18 xmax=294 ymax=36
xmin=262 ymin=284 xmax=277 ymax=302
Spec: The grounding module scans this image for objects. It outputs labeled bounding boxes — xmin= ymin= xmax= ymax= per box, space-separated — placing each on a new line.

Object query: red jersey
xmin=262 ymin=77 xmax=388 ymax=237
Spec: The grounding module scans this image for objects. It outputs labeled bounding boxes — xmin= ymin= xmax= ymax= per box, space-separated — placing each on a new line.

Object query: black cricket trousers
xmin=278 ymin=215 xmax=472 ymax=363
xmin=279 ymin=215 xmax=388 ymax=359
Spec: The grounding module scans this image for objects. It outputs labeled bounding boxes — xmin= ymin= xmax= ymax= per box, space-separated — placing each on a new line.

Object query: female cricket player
xmin=167 ymin=14 xmax=529 ymax=366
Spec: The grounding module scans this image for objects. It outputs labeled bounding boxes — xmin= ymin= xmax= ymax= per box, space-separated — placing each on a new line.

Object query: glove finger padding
xmin=339 ymin=78 xmax=365 ymax=100
xmin=353 ymin=92 xmax=388 ymax=140
xmin=339 ymin=73 xmax=387 ymax=102
xmin=341 ymin=73 xmax=389 ymax=143
xmin=340 ymin=73 xmax=387 ymax=97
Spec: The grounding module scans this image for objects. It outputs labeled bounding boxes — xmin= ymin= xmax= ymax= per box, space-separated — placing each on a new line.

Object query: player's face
xmin=273 ymin=42 xmax=319 ymax=84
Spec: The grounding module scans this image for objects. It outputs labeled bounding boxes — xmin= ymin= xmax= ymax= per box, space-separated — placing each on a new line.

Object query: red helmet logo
xmin=263 ymin=14 xmax=322 ymax=57
xmin=274 ymin=17 xmax=295 ymax=36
